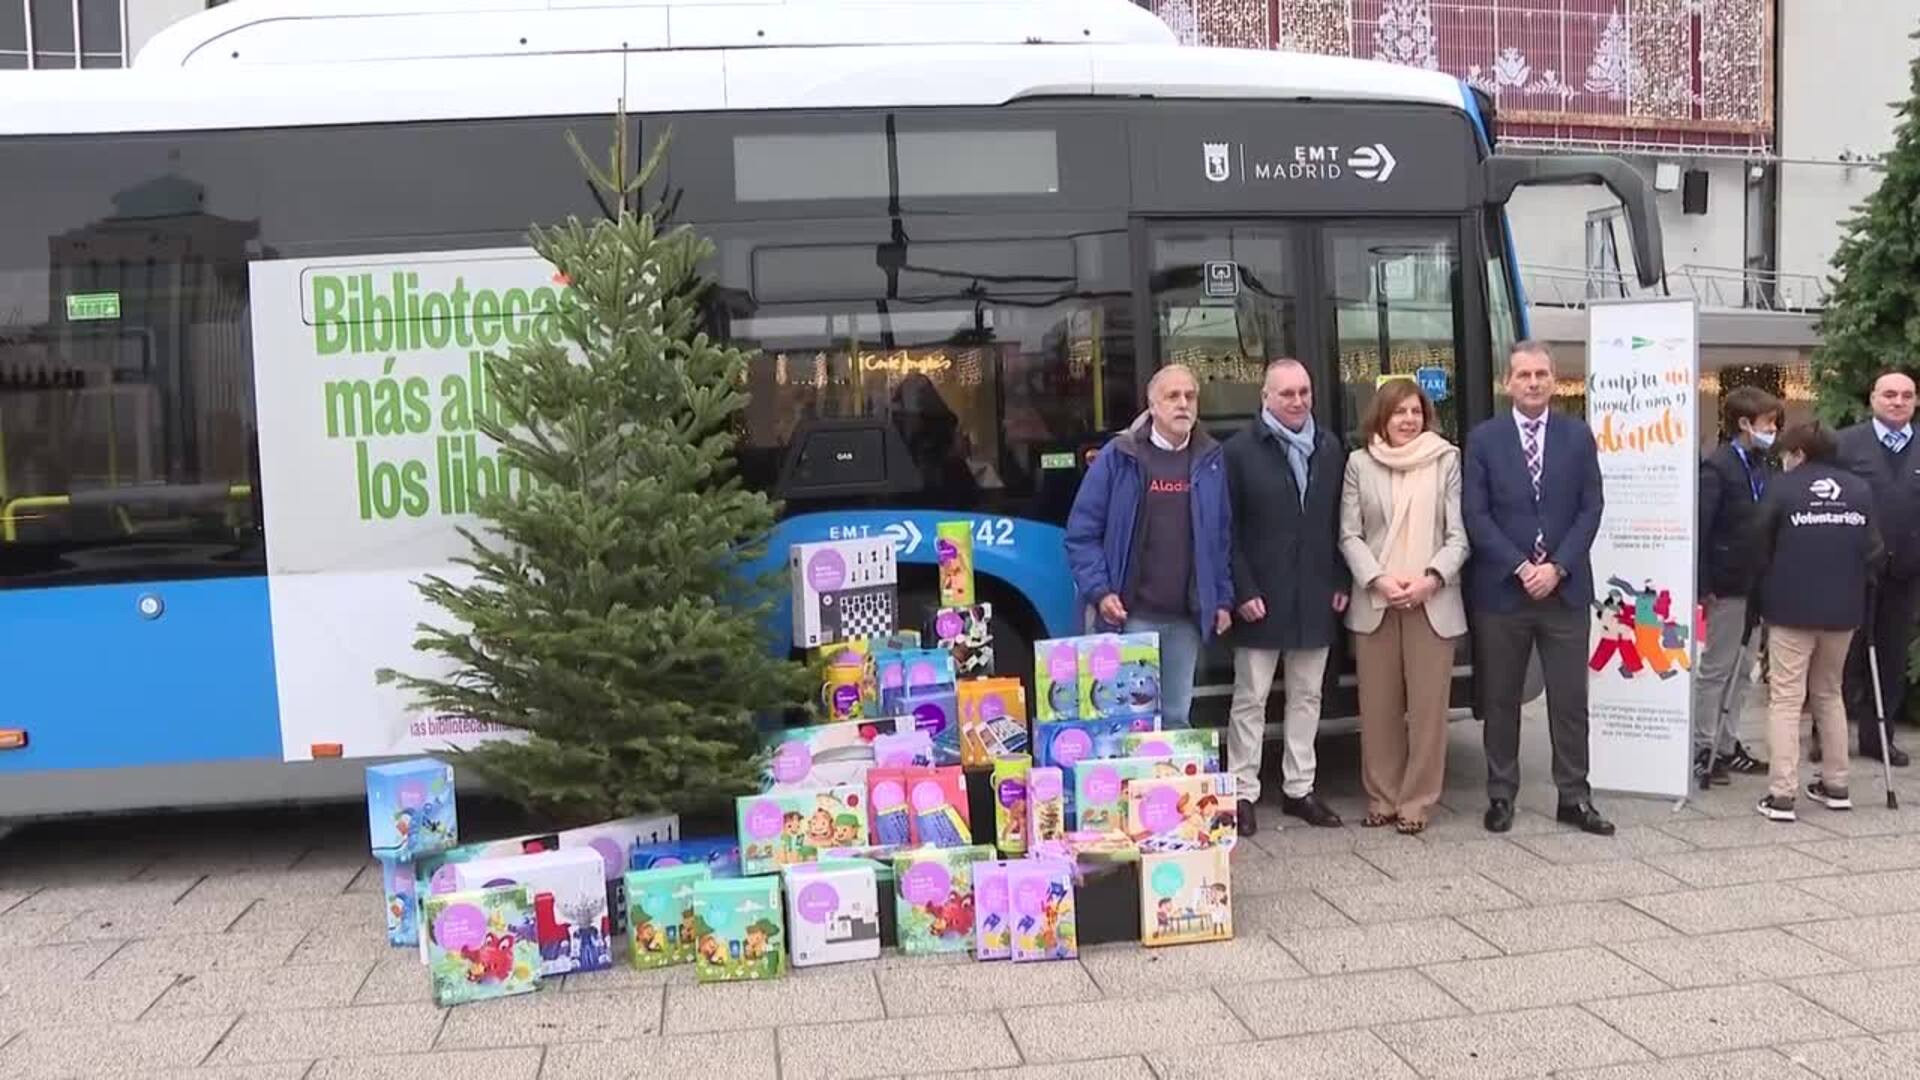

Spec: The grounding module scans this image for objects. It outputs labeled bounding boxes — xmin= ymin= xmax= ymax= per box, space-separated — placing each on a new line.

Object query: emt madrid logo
xmin=1204 ymin=142 xmax=1232 ymax=183
xmin=1201 ymin=141 xmax=1398 ymax=184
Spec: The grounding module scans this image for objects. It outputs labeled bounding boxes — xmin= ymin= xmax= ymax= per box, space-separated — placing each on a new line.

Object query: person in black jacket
xmin=1223 ymin=357 xmax=1350 ymax=833
xmin=1693 ymin=386 xmax=1783 ymax=785
xmin=1835 ymin=370 xmax=1920 ymax=767
xmin=1750 ymin=422 xmax=1882 ymax=821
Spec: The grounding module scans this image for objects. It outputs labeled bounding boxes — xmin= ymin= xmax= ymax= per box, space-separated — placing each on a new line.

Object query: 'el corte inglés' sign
xmin=251 ymin=247 xmax=568 ymax=761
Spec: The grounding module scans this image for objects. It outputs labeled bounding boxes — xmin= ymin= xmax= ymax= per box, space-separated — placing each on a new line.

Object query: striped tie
xmin=1524 ymin=419 xmax=1546 ymax=562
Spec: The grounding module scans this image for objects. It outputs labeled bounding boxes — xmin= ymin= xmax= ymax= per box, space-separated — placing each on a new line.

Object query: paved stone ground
xmin=6 ymin=700 xmax=1920 ymax=1080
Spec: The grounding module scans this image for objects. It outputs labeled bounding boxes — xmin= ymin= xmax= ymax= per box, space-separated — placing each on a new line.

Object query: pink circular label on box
xmin=772 ymin=741 xmax=812 ymax=783
xmin=935 ymin=611 xmax=963 ymax=639
xmin=397 ymin=779 xmax=427 ymax=809
xmin=1140 ymin=786 xmax=1181 ymax=833
xmin=589 ymin=838 xmax=624 ymax=878
xmin=796 ymin=881 xmax=839 ymax=924
xmin=1084 ymin=765 xmax=1121 ymax=803
xmin=806 ymin=550 xmax=847 ymax=592
xmin=882 ymin=665 xmax=904 ymax=689
xmin=997 ymin=778 xmax=1027 ymax=808
xmin=912 ymin=701 xmax=949 ymax=735
xmin=1051 ymin=728 xmax=1093 ymax=767
xmin=901 ymin=861 xmax=950 ymax=904
xmin=653 ymin=856 xmax=683 ymax=867
xmin=1047 ymin=644 xmax=1077 ymax=682
xmin=910 ymin=780 xmax=947 ymax=814
xmin=432 ymin=902 xmax=488 ymax=950
xmin=979 ymin=693 xmax=1007 ymax=721
xmin=978 ymin=873 xmax=1009 ymax=913
xmin=873 ymin=780 xmax=906 ymax=809
xmin=1013 ymin=875 xmax=1049 ymax=917
xmin=1089 ymin=642 xmax=1120 ymax=680
xmin=877 ymin=741 xmax=917 ymax=768
xmin=1029 ymin=770 xmax=1063 ymax=801
xmin=428 ymin=865 xmax=459 ymax=895
xmin=1136 ymin=739 xmax=1172 ymax=757
xmin=745 ymin=799 xmax=785 ymax=840
xmin=907 ymin=661 xmax=938 ymax=687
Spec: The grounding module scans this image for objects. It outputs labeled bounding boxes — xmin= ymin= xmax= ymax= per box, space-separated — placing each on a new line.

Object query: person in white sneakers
xmin=1748 ymin=422 xmax=1882 ymax=821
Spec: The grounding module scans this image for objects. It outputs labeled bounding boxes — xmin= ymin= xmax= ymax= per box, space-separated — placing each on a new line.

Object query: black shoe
xmin=1281 ymin=792 xmax=1342 ymax=828
xmin=1557 ymin=801 xmax=1615 ymax=836
xmin=1861 ymin=740 xmax=1911 ymax=767
xmin=1723 ymin=741 xmax=1767 ymax=775
xmin=1756 ymin=793 xmax=1797 ymax=822
xmin=1484 ymin=798 xmax=1514 ymax=833
xmin=1236 ymin=798 xmax=1259 ymax=836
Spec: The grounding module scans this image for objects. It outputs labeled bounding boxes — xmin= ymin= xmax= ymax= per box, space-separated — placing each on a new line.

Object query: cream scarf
xmin=1368 ymin=431 xmax=1452 ymax=580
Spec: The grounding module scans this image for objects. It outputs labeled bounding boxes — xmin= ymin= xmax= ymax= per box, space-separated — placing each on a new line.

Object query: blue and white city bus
xmin=0 ymin=0 xmax=1663 ymax=818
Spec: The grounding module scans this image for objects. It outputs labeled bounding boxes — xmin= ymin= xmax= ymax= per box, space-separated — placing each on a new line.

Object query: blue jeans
xmin=1124 ymin=612 xmax=1201 ymax=730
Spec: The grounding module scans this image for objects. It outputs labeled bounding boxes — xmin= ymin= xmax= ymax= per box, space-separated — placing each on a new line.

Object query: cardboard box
xmin=1141 ymin=848 xmax=1232 ymax=947
xmin=1124 ymin=774 xmax=1240 ymax=853
xmin=423 ymin=884 xmax=542 ymax=1006
xmin=892 ymin=845 xmax=993 ymax=955
xmin=931 ymin=602 xmax=993 ymax=677
xmin=690 ymin=876 xmax=786 ymax=982
xmin=365 ymin=758 xmax=457 ymax=859
xmin=957 ymin=678 xmax=1029 ymax=767
xmin=415 ymin=813 xmax=679 ymax=941
xmin=628 ymin=838 xmax=740 ymax=878
xmin=973 ymin=860 xmax=1013 ymax=961
xmin=1008 ymin=857 xmax=1077 ymax=961
xmin=736 ymin=785 xmax=867 ymax=875
xmin=1078 ymin=633 xmax=1161 ymax=721
xmin=427 ymin=848 xmax=612 ymax=976
xmin=991 ymin=756 xmax=1030 ymax=855
xmin=378 ymin=853 xmax=418 ymax=947
xmin=1033 ymin=638 xmax=1083 ymax=722
xmin=1119 ymin=729 xmax=1223 ymax=771
xmin=1026 ymin=767 xmax=1067 ymax=847
xmin=784 ymin=862 xmax=882 ymax=967
xmin=791 ymin=537 xmax=898 ymax=648
xmin=761 ymin=716 xmax=914 ymax=794
xmin=1070 ymin=754 xmax=1206 ymax=833
xmin=624 ymin=863 xmax=710 ymax=969
xmin=936 ymin=521 xmax=975 ymax=607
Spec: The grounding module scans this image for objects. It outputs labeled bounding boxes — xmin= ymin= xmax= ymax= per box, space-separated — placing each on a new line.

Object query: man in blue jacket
xmin=1463 ymin=341 xmax=1613 ymax=836
xmin=1064 ymin=364 xmax=1234 ymax=730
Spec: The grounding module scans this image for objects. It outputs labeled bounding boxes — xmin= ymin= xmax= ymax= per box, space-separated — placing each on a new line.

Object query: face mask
xmin=1750 ymin=429 xmax=1776 ymax=449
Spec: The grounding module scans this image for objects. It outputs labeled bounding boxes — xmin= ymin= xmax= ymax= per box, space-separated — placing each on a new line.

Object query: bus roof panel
xmin=0 ymin=44 xmax=1468 ymax=137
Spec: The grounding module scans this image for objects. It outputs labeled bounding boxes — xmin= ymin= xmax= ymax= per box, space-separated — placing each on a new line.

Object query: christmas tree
xmin=378 ymin=112 xmax=813 ymax=824
xmin=1813 ymin=25 xmax=1920 ymax=425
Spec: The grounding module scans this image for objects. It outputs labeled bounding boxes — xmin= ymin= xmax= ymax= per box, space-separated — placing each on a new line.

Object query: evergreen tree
xmin=379 ymin=114 xmax=813 ymax=825
xmin=1812 ymin=25 xmax=1920 ymax=426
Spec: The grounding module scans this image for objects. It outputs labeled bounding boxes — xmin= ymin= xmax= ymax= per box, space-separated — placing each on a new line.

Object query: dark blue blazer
xmin=1461 ymin=410 xmax=1605 ymax=613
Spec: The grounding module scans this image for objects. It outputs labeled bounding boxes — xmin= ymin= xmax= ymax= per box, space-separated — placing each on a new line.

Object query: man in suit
xmin=1835 ymin=369 xmax=1920 ymax=767
xmin=1462 ymin=341 xmax=1613 ymax=835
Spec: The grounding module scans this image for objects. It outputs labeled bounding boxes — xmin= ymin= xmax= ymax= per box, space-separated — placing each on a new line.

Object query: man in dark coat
xmin=1835 ymin=369 xmax=1920 ymax=767
xmin=1222 ymin=357 xmax=1349 ymax=833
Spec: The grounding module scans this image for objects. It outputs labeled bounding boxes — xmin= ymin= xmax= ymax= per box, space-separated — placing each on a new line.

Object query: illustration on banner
xmin=1589 ymin=574 xmax=1696 ymax=680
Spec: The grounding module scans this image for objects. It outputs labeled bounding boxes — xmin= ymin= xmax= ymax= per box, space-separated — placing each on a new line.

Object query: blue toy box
xmin=365 ymin=758 xmax=457 ymax=859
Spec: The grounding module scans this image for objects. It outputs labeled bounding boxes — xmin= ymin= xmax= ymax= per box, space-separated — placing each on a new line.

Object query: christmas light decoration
xmin=1701 ymin=0 xmax=1765 ymax=124
xmin=1628 ymin=0 xmax=1694 ymax=120
xmin=1277 ymin=0 xmax=1351 ymax=55
xmin=1192 ymin=0 xmax=1269 ymax=49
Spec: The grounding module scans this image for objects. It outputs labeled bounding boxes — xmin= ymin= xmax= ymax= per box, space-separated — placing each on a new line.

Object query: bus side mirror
xmin=1482 ymin=155 xmax=1666 ymax=290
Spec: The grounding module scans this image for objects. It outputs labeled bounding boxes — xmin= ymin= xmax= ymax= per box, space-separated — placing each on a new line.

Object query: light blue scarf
xmin=1263 ymin=409 xmax=1315 ymax=504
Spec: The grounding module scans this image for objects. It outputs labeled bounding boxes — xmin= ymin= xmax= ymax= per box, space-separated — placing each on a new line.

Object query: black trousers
xmin=1843 ymin=573 xmax=1920 ymax=747
xmin=1475 ymin=598 xmax=1591 ymax=805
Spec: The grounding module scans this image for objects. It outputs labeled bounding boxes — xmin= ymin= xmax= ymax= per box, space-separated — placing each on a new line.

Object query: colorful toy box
xmin=991 ymin=756 xmax=1030 ymax=855
xmin=761 ymin=716 xmax=913 ymax=794
xmin=624 ymin=863 xmax=710 ymax=969
xmin=783 ymin=862 xmax=883 ymax=967
xmin=1033 ymin=638 xmax=1083 ymax=722
xmin=1032 ymin=717 xmax=1159 ymax=771
xmin=1071 ymin=754 xmax=1207 ymax=832
xmin=791 ymin=536 xmax=898 ymax=648
xmin=873 ymin=730 xmax=935 ymax=768
xmin=957 ymin=677 xmax=1030 ymax=766
xmin=628 ymin=837 xmax=741 ymax=878
xmin=415 ymin=813 xmax=679 ymax=940
xmin=931 ymin=602 xmax=993 ymax=677
xmin=365 ymin=758 xmax=457 ymax=859
xmin=893 ymin=844 xmax=993 ymax=955
xmin=874 ymin=648 xmax=956 ymax=715
xmin=1141 ymin=848 xmax=1232 ymax=947
xmin=973 ymin=860 xmax=1013 ymax=961
xmin=1026 ymin=767 xmax=1067 ymax=847
xmin=423 ymin=884 xmax=542 ymax=1006
xmin=1119 ymin=729 xmax=1223 ymax=771
xmin=936 ymin=520 xmax=975 ymax=607
xmin=1125 ymin=774 xmax=1239 ymax=852
xmin=866 ymin=768 xmax=916 ymax=846
xmin=690 ymin=876 xmax=786 ymax=982
xmin=379 ymin=853 xmax=418 ymax=947
xmin=1008 ymin=857 xmax=1077 ymax=962
xmin=737 ymin=785 xmax=866 ymax=875
xmin=425 ymin=848 xmax=611 ymax=976
xmin=1078 ymin=632 xmax=1161 ymax=720
xmin=901 ymin=687 xmax=962 ymax=765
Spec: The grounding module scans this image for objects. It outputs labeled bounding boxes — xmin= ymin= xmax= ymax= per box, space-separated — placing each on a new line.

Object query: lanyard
xmin=1732 ymin=445 xmax=1763 ymax=501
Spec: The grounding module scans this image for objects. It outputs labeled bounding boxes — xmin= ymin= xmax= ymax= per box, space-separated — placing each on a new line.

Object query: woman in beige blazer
xmin=1339 ymin=379 xmax=1470 ymax=834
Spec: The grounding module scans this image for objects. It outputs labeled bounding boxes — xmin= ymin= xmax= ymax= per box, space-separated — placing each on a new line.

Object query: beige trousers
xmin=1353 ymin=608 xmax=1456 ymax=821
xmin=1227 ymin=647 xmax=1330 ymax=803
xmin=1766 ymin=626 xmax=1853 ymax=801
